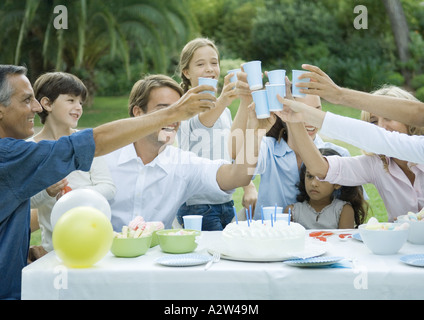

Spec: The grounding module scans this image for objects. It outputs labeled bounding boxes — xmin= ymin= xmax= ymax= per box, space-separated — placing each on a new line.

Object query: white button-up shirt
xmin=104 ymin=143 xmax=232 ymax=230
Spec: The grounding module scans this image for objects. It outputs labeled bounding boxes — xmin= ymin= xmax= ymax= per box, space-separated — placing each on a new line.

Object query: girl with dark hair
xmin=285 ymin=148 xmax=368 ymax=229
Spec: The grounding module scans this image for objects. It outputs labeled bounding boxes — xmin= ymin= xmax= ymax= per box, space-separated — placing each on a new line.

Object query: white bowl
xmin=396 ymin=215 xmax=424 ymax=244
xmin=358 ymin=224 xmax=409 ymax=255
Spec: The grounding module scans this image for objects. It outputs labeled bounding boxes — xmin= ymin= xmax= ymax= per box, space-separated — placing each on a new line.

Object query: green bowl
xmin=156 ymin=229 xmax=201 ymax=254
xmin=111 ymin=235 xmax=152 ymax=257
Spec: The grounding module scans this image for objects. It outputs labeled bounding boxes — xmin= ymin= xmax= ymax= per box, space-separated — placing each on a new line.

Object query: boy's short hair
xmin=33 ymin=72 xmax=88 ymax=124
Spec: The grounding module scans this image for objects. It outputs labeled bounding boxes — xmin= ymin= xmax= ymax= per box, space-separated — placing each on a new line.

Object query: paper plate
xmin=399 ymin=254 xmax=424 ymax=267
xmin=283 ymin=256 xmax=344 ymax=267
xmin=155 ymin=253 xmax=212 ymax=267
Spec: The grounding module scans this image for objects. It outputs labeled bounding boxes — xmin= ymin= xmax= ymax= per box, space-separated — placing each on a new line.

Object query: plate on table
xmin=283 ymin=256 xmax=344 ymax=267
xmin=207 ymin=240 xmax=326 ymax=262
xmin=400 ymin=254 xmax=424 ymax=267
xmin=155 ymin=253 xmax=212 ymax=267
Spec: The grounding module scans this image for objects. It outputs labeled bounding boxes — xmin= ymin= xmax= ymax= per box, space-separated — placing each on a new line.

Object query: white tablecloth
xmin=21 ymin=230 xmax=424 ymax=300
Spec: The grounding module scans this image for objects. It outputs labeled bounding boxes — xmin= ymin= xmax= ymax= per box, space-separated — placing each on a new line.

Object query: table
xmin=21 ymin=230 xmax=424 ymax=300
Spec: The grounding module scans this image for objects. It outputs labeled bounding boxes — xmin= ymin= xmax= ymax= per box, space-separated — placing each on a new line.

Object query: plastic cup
xmin=251 ymin=90 xmax=269 ymax=119
xmin=183 ymin=215 xmax=203 ymax=231
xmin=242 ymin=61 xmax=263 ymax=90
xmin=265 ymin=84 xmax=285 ymax=111
xmin=227 ymin=69 xmax=241 ymax=83
xmin=267 ymin=69 xmax=286 ymax=85
xmin=198 ymin=77 xmax=218 ymax=97
xmin=292 ymin=70 xmax=309 ymax=98
xmin=262 ymin=207 xmax=284 ymax=220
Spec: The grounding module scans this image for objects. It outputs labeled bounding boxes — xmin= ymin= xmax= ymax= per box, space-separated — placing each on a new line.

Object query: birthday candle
xmin=233 ymin=206 xmax=238 ymax=224
xmin=261 ymin=205 xmax=264 ymax=224
xmin=274 ymin=203 xmax=277 ymax=222
xmin=288 ymin=208 xmax=291 ymax=225
xmin=245 ymin=208 xmax=250 ymax=227
xmin=249 ymin=205 xmax=252 ymax=222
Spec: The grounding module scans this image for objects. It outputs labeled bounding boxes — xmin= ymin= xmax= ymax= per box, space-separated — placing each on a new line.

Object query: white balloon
xmin=51 ymin=189 xmax=111 ymax=228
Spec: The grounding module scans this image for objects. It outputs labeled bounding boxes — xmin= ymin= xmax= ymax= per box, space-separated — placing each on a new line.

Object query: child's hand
xmin=234 ymin=69 xmax=253 ymax=103
xmin=217 ymin=73 xmax=237 ymax=107
xmin=246 ymin=102 xmax=276 ymax=133
xmin=45 ymin=178 xmax=69 ymax=198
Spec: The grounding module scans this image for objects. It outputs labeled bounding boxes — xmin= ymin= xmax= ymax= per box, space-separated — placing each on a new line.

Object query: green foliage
xmin=411 ymin=74 xmax=424 ymax=90
xmin=416 ymin=87 xmax=424 ymax=102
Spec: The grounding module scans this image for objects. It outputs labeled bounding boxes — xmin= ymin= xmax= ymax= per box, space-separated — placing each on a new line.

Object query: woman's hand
xmin=297 ymin=64 xmax=343 ymax=105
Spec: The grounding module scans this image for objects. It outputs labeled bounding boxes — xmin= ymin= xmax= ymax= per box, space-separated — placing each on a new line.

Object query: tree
xmin=382 ymin=0 xmax=412 ymax=85
xmin=0 ymin=0 xmax=196 ymax=105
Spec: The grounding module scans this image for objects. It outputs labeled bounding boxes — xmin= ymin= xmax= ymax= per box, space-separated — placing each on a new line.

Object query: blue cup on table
xmin=251 ymin=89 xmax=269 ymax=119
xmin=183 ymin=215 xmax=203 ymax=231
xmin=198 ymin=77 xmax=218 ymax=97
xmin=267 ymin=69 xmax=286 ymax=85
xmin=242 ymin=60 xmax=263 ymax=91
xmin=262 ymin=207 xmax=284 ymax=221
xmin=227 ymin=68 xmax=241 ymax=83
xmin=265 ymin=84 xmax=285 ymax=111
xmin=292 ymin=70 xmax=309 ymax=97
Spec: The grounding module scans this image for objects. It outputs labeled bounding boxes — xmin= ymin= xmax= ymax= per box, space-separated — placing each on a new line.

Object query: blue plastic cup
xmin=267 ymin=69 xmax=286 ymax=85
xmin=251 ymin=89 xmax=269 ymax=119
xmin=292 ymin=70 xmax=309 ymax=97
xmin=227 ymin=68 xmax=241 ymax=83
xmin=198 ymin=77 xmax=218 ymax=97
xmin=266 ymin=84 xmax=285 ymax=111
xmin=242 ymin=61 xmax=263 ymax=90
xmin=183 ymin=215 xmax=203 ymax=231
xmin=262 ymin=207 xmax=284 ymax=220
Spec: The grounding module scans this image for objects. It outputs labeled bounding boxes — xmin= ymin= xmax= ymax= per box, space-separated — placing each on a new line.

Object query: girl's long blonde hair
xmin=177 ymin=37 xmax=220 ymax=93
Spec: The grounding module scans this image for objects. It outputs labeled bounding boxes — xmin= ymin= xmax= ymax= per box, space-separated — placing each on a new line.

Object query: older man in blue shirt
xmin=0 ymin=65 xmax=217 ymax=299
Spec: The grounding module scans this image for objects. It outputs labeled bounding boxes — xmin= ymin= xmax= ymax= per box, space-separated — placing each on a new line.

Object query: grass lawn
xmin=30 ymin=96 xmax=387 ymax=246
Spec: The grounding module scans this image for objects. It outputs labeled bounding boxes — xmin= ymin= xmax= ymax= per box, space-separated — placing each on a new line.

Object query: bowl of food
xmin=359 ymin=219 xmax=409 ymax=255
xmin=110 ymin=235 xmax=152 ymax=257
xmin=156 ymin=229 xmax=201 ymax=254
xmin=396 ymin=212 xmax=424 ymax=244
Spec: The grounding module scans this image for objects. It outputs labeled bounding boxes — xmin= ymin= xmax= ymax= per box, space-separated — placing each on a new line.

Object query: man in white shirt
xmin=105 ymin=75 xmax=263 ymax=230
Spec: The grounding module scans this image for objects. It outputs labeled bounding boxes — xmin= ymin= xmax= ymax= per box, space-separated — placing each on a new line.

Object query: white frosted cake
xmin=222 ymin=220 xmax=306 ymax=259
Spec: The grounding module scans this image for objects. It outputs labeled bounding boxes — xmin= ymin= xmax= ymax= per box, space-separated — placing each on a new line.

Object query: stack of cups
xmin=292 ymin=70 xmax=309 ymax=98
xmin=243 ymin=61 xmax=269 ymax=119
xmin=266 ymin=69 xmax=286 ymax=112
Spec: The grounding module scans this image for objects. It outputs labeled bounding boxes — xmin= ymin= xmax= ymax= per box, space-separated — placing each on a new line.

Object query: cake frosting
xmin=222 ymin=220 xmax=306 ymax=259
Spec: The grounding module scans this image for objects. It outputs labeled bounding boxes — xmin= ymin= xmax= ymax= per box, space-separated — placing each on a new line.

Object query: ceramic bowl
xmin=396 ymin=215 xmax=424 ymax=244
xmin=110 ymin=235 xmax=152 ymax=257
xmin=359 ymin=224 xmax=408 ymax=255
xmin=156 ymin=229 xmax=200 ymax=254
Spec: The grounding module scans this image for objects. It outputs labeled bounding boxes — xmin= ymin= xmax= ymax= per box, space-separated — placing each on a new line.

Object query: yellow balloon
xmin=52 ymin=206 xmax=113 ymax=268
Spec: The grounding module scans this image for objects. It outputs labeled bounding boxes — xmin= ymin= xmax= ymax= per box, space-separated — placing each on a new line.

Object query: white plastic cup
xmin=183 ymin=215 xmax=203 ymax=231
xmin=251 ymin=90 xmax=269 ymax=119
xmin=292 ymin=70 xmax=309 ymax=97
xmin=227 ymin=68 xmax=241 ymax=83
xmin=265 ymin=84 xmax=285 ymax=111
xmin=242 ymin=61 xmax=263 ymax=90
xmin=198 ymin=77 xmax=218 ymax=97
xmin=267 ymin=69 xmax=286 ymax=85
